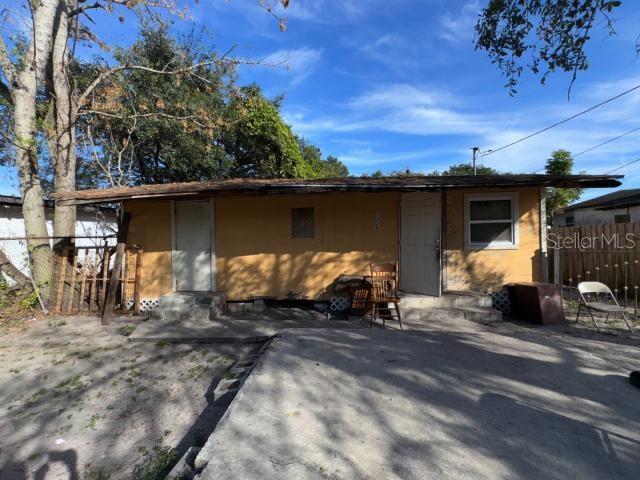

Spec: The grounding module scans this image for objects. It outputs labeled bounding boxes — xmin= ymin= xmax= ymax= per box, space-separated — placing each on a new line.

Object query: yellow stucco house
xmin=54 ymin=175 xmax=620 ymax=305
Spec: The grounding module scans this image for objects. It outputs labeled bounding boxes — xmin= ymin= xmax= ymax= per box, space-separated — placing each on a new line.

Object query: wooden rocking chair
xmin=370 ymin=262 xmax=403 ymax=329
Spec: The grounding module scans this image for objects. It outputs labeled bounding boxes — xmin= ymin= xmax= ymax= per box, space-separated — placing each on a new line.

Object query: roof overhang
xmin=52 ymin=174 xmax=624 ymax=206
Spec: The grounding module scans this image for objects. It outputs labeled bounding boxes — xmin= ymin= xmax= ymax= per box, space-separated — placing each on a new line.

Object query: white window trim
xmin=464 ymin=192 xmax=519 ymax=250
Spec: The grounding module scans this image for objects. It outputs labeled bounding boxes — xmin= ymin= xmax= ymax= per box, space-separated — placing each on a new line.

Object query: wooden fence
xmin=549 ymin=223 xmax=640 ymax=313
xmin=50 ymin=244 xmax=143 ymax=316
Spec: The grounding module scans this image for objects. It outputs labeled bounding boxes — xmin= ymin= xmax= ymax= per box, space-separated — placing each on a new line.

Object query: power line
xmin=482 ymin=83 xmax=640 ymax=158
xmin=604 ymin=157 xmax=640 ymax=174
xmin=530 ymin=125 xmax=640 ymax=173
xmin=574 ymin=126 xmax=640 ymax=157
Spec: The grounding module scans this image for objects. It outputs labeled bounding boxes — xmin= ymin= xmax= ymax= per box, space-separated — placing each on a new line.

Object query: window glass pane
xmin=470 ymin=222 xmax=512 ymax=244
xmin=470 ymin=199 xmax=512 ymax=221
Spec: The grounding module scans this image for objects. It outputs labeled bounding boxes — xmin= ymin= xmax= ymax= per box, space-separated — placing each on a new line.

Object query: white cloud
xmin=439 ymin=1 xmax=481 ymax=44
xmin=350 ymin=84 xmax=441 ymax=108
xmin=349 ymin=32 xmax=423 ymax=73
xmin=288 ymin=83 xmax=487 ymax=137
xmin=284 ymin=76 xmax=640 ymax=178
xmin=279 ymin=0 xmax=365 ymax=22
xmin=261 ymin=47 xmax=323 ymax=86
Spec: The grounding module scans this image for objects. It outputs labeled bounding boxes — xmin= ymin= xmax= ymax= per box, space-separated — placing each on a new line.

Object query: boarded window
xmin=292 ymin=208 xmax=314 ymax=238
xmin=614 ymin=214 xmax=631 ymax=224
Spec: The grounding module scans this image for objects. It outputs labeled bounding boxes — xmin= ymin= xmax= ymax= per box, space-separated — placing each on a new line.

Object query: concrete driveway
xmin=194 ymin=323 xmax=640 ymax=480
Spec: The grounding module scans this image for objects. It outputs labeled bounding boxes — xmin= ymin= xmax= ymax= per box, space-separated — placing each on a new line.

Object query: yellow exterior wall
xmin=124 ymin=187 xmax=542 ymax=300
xmin=215 ymin=193 xmax=399 ymax=300
xmin=443 ymin=187 xmax=542 ymax=291
xmin=125 ymin=200 xmax=173 ymax=299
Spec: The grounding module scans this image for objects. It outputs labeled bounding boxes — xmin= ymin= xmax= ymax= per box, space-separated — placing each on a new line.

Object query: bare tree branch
xmin=75 ymin=48 xmax=286 ymax=109
xmin=78 ymin=109 xmax=211 ymax=128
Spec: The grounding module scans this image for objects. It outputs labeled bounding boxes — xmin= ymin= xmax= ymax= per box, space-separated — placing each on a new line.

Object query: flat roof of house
xmin=52 ymin=174 xmax=623 ymax=206
xmin=564 ymin=188 xmax=640 ymax=212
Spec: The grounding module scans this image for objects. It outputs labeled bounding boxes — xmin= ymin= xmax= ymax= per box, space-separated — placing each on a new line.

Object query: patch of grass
xmin=54 ymin=375 xmax=86 ymax=395
xmin=24 ymin=387 xmax=49 ymax=407
xmin=119 ymin=324 xmax=137 ymax=337
xmin=85 ymin=467 xmax=111 ymax=480
xmin=154 ymin=340 xmax=169 ymax=347
xmin=186 ymin=364 xmax=207 ymax=381
xmin=9 ymin=367 xmax=20 ymax=374
xmin=68 ymin=349 xmax=93 ymax=359
xmin=128 ymin=366 xmax=146 ymax=379
xmin=132 ymin=445 xmax=177 ymax=480
xmin=86 ymin=414 xmax=103 ymax=430
xmin=222 ymin=369 xmax=236 ymax=380
xmin=48 ymin=318 xmax=67 ymax=327
xmin=0 ymin=279 xmax=12 ymax=310
xmin=20 ymin=289 xmax=40 ymax=310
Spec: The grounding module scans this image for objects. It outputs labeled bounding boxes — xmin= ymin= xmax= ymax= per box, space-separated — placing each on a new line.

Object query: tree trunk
xmin=50 ymin=1 xmax=77 ymax=243
xmin=14 ymin=90 xmax=53 ymax=291
xmin=11 ymin=0 xmax=60 ymax=292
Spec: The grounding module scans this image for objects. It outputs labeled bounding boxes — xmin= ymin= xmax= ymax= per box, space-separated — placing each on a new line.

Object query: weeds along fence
xmin=550 ymin=223 xmax=640 ymax=315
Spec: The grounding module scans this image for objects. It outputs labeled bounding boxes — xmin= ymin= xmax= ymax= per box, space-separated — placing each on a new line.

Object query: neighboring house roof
xmin=564 ymin=188 xmax=640 ymax=212
xmin=0 ymin=195 xmax=115 ymax=212
xmin=53 ymin=174 xmax=622 ymax=206
xmin=0 ymin=195 xmax=56 ymax=208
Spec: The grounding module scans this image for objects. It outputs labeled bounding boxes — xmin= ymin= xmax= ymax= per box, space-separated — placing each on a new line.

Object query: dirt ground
xmin=0 ymin=315 xmax=259 ymax=480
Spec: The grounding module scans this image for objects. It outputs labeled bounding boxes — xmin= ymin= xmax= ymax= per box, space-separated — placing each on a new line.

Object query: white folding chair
xmin=576 ymin=281 xmax=633 ymax=333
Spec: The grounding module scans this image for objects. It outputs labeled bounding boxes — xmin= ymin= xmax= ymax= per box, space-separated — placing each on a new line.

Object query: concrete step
xmin=400 ymin=306 xmax=502 ymax=324
xmin=148 ymin=306 xmax=214 ymax=322
xmin=156 ymin=292 xmax=227 ymax=316
xmin=398 ymin=291 xmax=493 ymax=309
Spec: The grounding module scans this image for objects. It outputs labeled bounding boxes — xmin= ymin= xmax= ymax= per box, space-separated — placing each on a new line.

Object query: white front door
xmin=400 ymin=192 xmax=440 ymax=295
xmin=173 ymin=200 xmax=214 ymax=292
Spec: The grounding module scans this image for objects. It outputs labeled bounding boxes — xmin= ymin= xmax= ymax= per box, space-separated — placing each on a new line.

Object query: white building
xmin=553 ymin=189 xmax=640 ymax=227
xmin=0 ymin=195 xmax=117 ymax=279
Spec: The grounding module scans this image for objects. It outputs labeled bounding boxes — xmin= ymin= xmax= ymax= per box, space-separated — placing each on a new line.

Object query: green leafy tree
xmin=224 ymin=86 xmax=312 ymax=178
xmin=436 ymin=163 xmax=500 ymax=175
xmin=296 ymin=136 xmax=348 ymax=178
xmin=78 ymin=29 xmax=321 ymax=185
xmin=476 ymin=1 xmax=624 ymax=94
xmin=76 ymin=27 xmax=237 ymax=186
xmin=544 ymin=149 xmax=582 ymax=221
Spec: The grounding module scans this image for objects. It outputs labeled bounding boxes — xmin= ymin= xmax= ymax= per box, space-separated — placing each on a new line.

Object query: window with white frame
xmin=465 ymin=193 xmax=518 ymax=249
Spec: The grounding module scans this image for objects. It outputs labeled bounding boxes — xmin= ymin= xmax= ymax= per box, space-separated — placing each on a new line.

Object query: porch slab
xmin=129 ymin=308 xmax=365 ymax=343
xmin=194 ymin=328 xmax=640 ymax=480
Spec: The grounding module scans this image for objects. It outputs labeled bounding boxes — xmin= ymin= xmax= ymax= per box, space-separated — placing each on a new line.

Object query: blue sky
xmin=2 ymin=0 xmax=640 ymax=201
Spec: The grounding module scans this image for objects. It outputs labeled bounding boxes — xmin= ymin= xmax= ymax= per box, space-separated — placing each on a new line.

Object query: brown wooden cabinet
xmin=508 ymin=282 xmax=566 ymax=325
